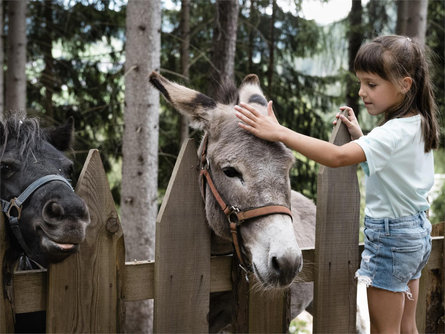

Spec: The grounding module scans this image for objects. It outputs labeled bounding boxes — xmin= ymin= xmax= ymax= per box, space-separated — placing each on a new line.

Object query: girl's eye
xmin=223 ymin=167 xmax=243 ymax=180
xmin=368 ymin=83 xmax=377 ymax=88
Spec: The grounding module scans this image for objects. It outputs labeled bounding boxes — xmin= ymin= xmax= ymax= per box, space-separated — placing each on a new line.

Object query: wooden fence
xmin=1 ymin=120 xmax=444 ymax=333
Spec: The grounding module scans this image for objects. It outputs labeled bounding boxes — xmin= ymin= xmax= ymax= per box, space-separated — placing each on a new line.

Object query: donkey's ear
xmin=238 ymin=74 xmax=267 ymax=110
xmin=44 ymin=117 xmax=75 ymax=151
xmin=149 ymin=72 xmax=216 ymax=131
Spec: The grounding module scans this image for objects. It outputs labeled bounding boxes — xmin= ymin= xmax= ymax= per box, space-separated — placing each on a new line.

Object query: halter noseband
xmin=1 ymin=174 xmax=74 ymax=256
xmin=199 ymin=135 xmax=292 ymax=273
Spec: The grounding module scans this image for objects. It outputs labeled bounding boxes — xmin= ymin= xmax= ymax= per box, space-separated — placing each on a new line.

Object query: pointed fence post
xmin=313 ymin=112 xmax=360 ymax=332
xmin=46 ymin=149 xmax=125 ymax=332
xmin=154 ymin=138 xmax=211 ymax=333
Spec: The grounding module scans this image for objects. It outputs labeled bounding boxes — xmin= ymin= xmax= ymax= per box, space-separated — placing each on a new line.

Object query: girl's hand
xmin=235 ymin=101 xmax=284 ymax=142
xmin=333 ymin=106 xmax=364 ymax=140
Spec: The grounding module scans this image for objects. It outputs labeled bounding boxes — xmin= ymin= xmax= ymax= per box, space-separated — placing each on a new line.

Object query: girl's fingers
xmin=235 ymin=110 xmax=256 ymax=127
xmin=339 ymin=106 xmax=356 ymax=120
xmin=239 ymin=102 xmax=262 ymax=117
xmin=339 ymin=114 xmax=350 ymax=125
xmin=235 ymin=105 xmax=255 ymax=120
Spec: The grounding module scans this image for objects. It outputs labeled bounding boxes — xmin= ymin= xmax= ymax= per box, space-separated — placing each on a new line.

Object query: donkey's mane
xmin=214 ymin=80 xmax=239 ymax=105
xmin=0 ymin=117 xmax=43 ymax=159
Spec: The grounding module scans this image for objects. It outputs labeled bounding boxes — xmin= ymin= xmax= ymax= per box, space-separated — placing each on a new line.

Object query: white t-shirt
xmin=354 ymin=115 xmax=434 ymax=218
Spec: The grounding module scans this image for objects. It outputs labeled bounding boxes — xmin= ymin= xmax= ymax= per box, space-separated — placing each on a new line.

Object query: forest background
xmin=0 ymin=1 xmax=443 ymax=331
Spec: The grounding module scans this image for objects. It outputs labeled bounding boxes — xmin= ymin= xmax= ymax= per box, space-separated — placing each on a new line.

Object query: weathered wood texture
xmin=313 ymin=112 xmax=360 ymax=333
xmin=154 ymin=138 xmax=211 ymax=333
xmin=46 ymin=149 xmax=125 ymax=332
xmin=0 ymin=214 xmax=14 ymax=332
xmin=3 ymin=138 xmax=444 ymax=332
xmin=249 ymin=285 xmax=290 ymax=333
xmin=6 ymin=248 xmax=322 ymax=313
xmin=417 ymin=223 xmax=445 ymax=332
xmin=231 ymin=254 xmax=291 ymax=333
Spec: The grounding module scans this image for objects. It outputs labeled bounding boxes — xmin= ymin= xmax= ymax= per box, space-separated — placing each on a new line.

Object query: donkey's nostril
xmin=270 ymin=251 xmax=303 ymax=279
xmin=271 ymin=256 xmax=280 ymax=272
xmin=43 ymin=201 xmax=64 ymax=221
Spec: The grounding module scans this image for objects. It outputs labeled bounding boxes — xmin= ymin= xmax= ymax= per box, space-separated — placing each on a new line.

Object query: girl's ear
xmin=401 ymin=77 xmax=413 ymax=94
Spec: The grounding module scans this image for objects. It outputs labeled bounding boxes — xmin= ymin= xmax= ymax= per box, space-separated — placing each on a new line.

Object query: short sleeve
xmin=354 ymin=125 xmax=396 ymax=176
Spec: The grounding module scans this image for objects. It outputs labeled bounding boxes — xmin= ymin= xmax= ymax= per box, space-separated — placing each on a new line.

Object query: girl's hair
xmin=354 ymin=35 xmax=439 ymax=152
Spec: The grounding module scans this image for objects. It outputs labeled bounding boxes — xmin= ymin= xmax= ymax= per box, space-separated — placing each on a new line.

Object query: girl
xmin=235 ymin=35 xmax=439 ymax=333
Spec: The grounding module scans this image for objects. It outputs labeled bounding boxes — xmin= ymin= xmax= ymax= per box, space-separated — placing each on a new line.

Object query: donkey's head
xmin=151 ymin=72 xmax=301 ymax=288
xmin=0 ymin=118 xmax=90 ymax=266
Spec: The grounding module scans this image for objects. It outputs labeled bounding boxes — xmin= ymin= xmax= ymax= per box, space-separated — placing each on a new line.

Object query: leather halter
xmin=199 ymin=135 xmax=292 ymax=272
xmin=1 ymin=174 xmax=74 ymax=256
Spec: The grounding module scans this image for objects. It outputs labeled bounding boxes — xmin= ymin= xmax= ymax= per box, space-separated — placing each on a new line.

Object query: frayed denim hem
xmin=354 ymin=273 xmax=414 ymax=300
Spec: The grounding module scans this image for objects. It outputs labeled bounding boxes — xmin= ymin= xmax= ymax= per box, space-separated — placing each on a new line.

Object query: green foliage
xmin=25 ymin=0 xmax=125 ymax=201
xmin=427 ymin=0 xmax=445 ymax=225
xmin=431 ymin=149 xmax=445 ymax=225
xmin=289 ymin=316 xmax=311 ymax=334
xmin=22 ymin=0 xmax=445 ymax=206
xmin=427 ymin=0 xmax=445 ymax=147
xmin=159 ymin=1 xmax=340 ymax=201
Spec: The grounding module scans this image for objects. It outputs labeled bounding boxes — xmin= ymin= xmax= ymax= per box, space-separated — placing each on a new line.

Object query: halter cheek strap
xmin=1 ymin=174 xmax=74 ymax=256
xmin=199 ymin=134 xmax=293 ymax=273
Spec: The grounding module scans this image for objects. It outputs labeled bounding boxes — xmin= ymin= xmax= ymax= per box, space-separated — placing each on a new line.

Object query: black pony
xmin=1 ymin=117 xmax=90 ymax=267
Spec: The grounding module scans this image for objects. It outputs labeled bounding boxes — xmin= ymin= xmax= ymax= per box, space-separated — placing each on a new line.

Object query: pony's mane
xmin=0 ymin=117 xmax=43 ymax=159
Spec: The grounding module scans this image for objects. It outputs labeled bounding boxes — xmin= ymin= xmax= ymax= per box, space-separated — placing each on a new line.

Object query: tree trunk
xmin=121 ymin=0 xmax=161 ymax=332
xmin=0 ymin=0 xmax=4 ymax=120
xmin=396 ymin=0 xmax=428 ymax=45
xmin=41 ymin=0 xmax=54 ymax=120
xmin=209 ymin=0 xmax=239 ymax=97
xmin=247 ymin=0 xmax=256 ymax=73
xmin=267 ymin=0 xmax=276 ymax=91
xmin=346 ymin=0 xmax=363 ymax=118
xmin=179 ymin=0 xmax=190 ymax=144
xmin=396 ymin=0 xmax=408 ymax=35
xmin=5 ymin=0 xmax=27 ymax=118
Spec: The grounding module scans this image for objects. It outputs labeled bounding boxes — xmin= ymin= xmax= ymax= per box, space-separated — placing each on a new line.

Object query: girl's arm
xmin=234 ymin=102 xmax=366 ymax=168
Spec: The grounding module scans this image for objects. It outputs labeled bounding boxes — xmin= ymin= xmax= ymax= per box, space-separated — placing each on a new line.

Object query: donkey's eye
xmin=223 ymin=167 xmax=242 ymax=180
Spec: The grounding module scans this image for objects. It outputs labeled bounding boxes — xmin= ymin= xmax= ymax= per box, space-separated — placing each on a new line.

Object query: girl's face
xmin=356 ymin=71 xmax=404 ymax=116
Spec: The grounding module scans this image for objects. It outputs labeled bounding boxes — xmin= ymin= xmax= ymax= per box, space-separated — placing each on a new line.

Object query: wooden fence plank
xmin=249 ymin=286 xmax=290 ymax=333
xmin=46 ymin=149 xmax=125 ymax=333
xmin=313 ymin=114 xmax=360 ymax=333
xmin=154 ymin=138 xmax=210 ymax=333
xmin=13 ymin=269 xmax=46 ymax=314
xmin=441 ymin=222 xmax=445 ymax=333
xmin=0 ymin=214 xmax=14 ymax=332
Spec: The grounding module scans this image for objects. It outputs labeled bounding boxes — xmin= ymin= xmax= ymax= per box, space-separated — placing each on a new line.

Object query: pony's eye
xmin=0 ymin=160 xmax=19 ymax=178
xmin=223 ymin=167 xmax=243 ymax=180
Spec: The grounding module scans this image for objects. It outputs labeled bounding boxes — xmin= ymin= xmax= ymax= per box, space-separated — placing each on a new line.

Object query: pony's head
xmin=0 ymin=117 xmax=90 ymax=266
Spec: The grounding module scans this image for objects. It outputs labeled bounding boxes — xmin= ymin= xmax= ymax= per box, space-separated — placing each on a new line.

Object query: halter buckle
xmin=227 ymin=206 xmax=240 ymax=224
xmin=239 ymin=263 xmax=250 ymax=283
xmin=6 ymin=198 xmax=22 ymax=219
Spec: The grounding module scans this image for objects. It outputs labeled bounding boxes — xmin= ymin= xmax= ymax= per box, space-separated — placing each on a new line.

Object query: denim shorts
xmin=355 ymin=212 xmax=432 ymax=296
